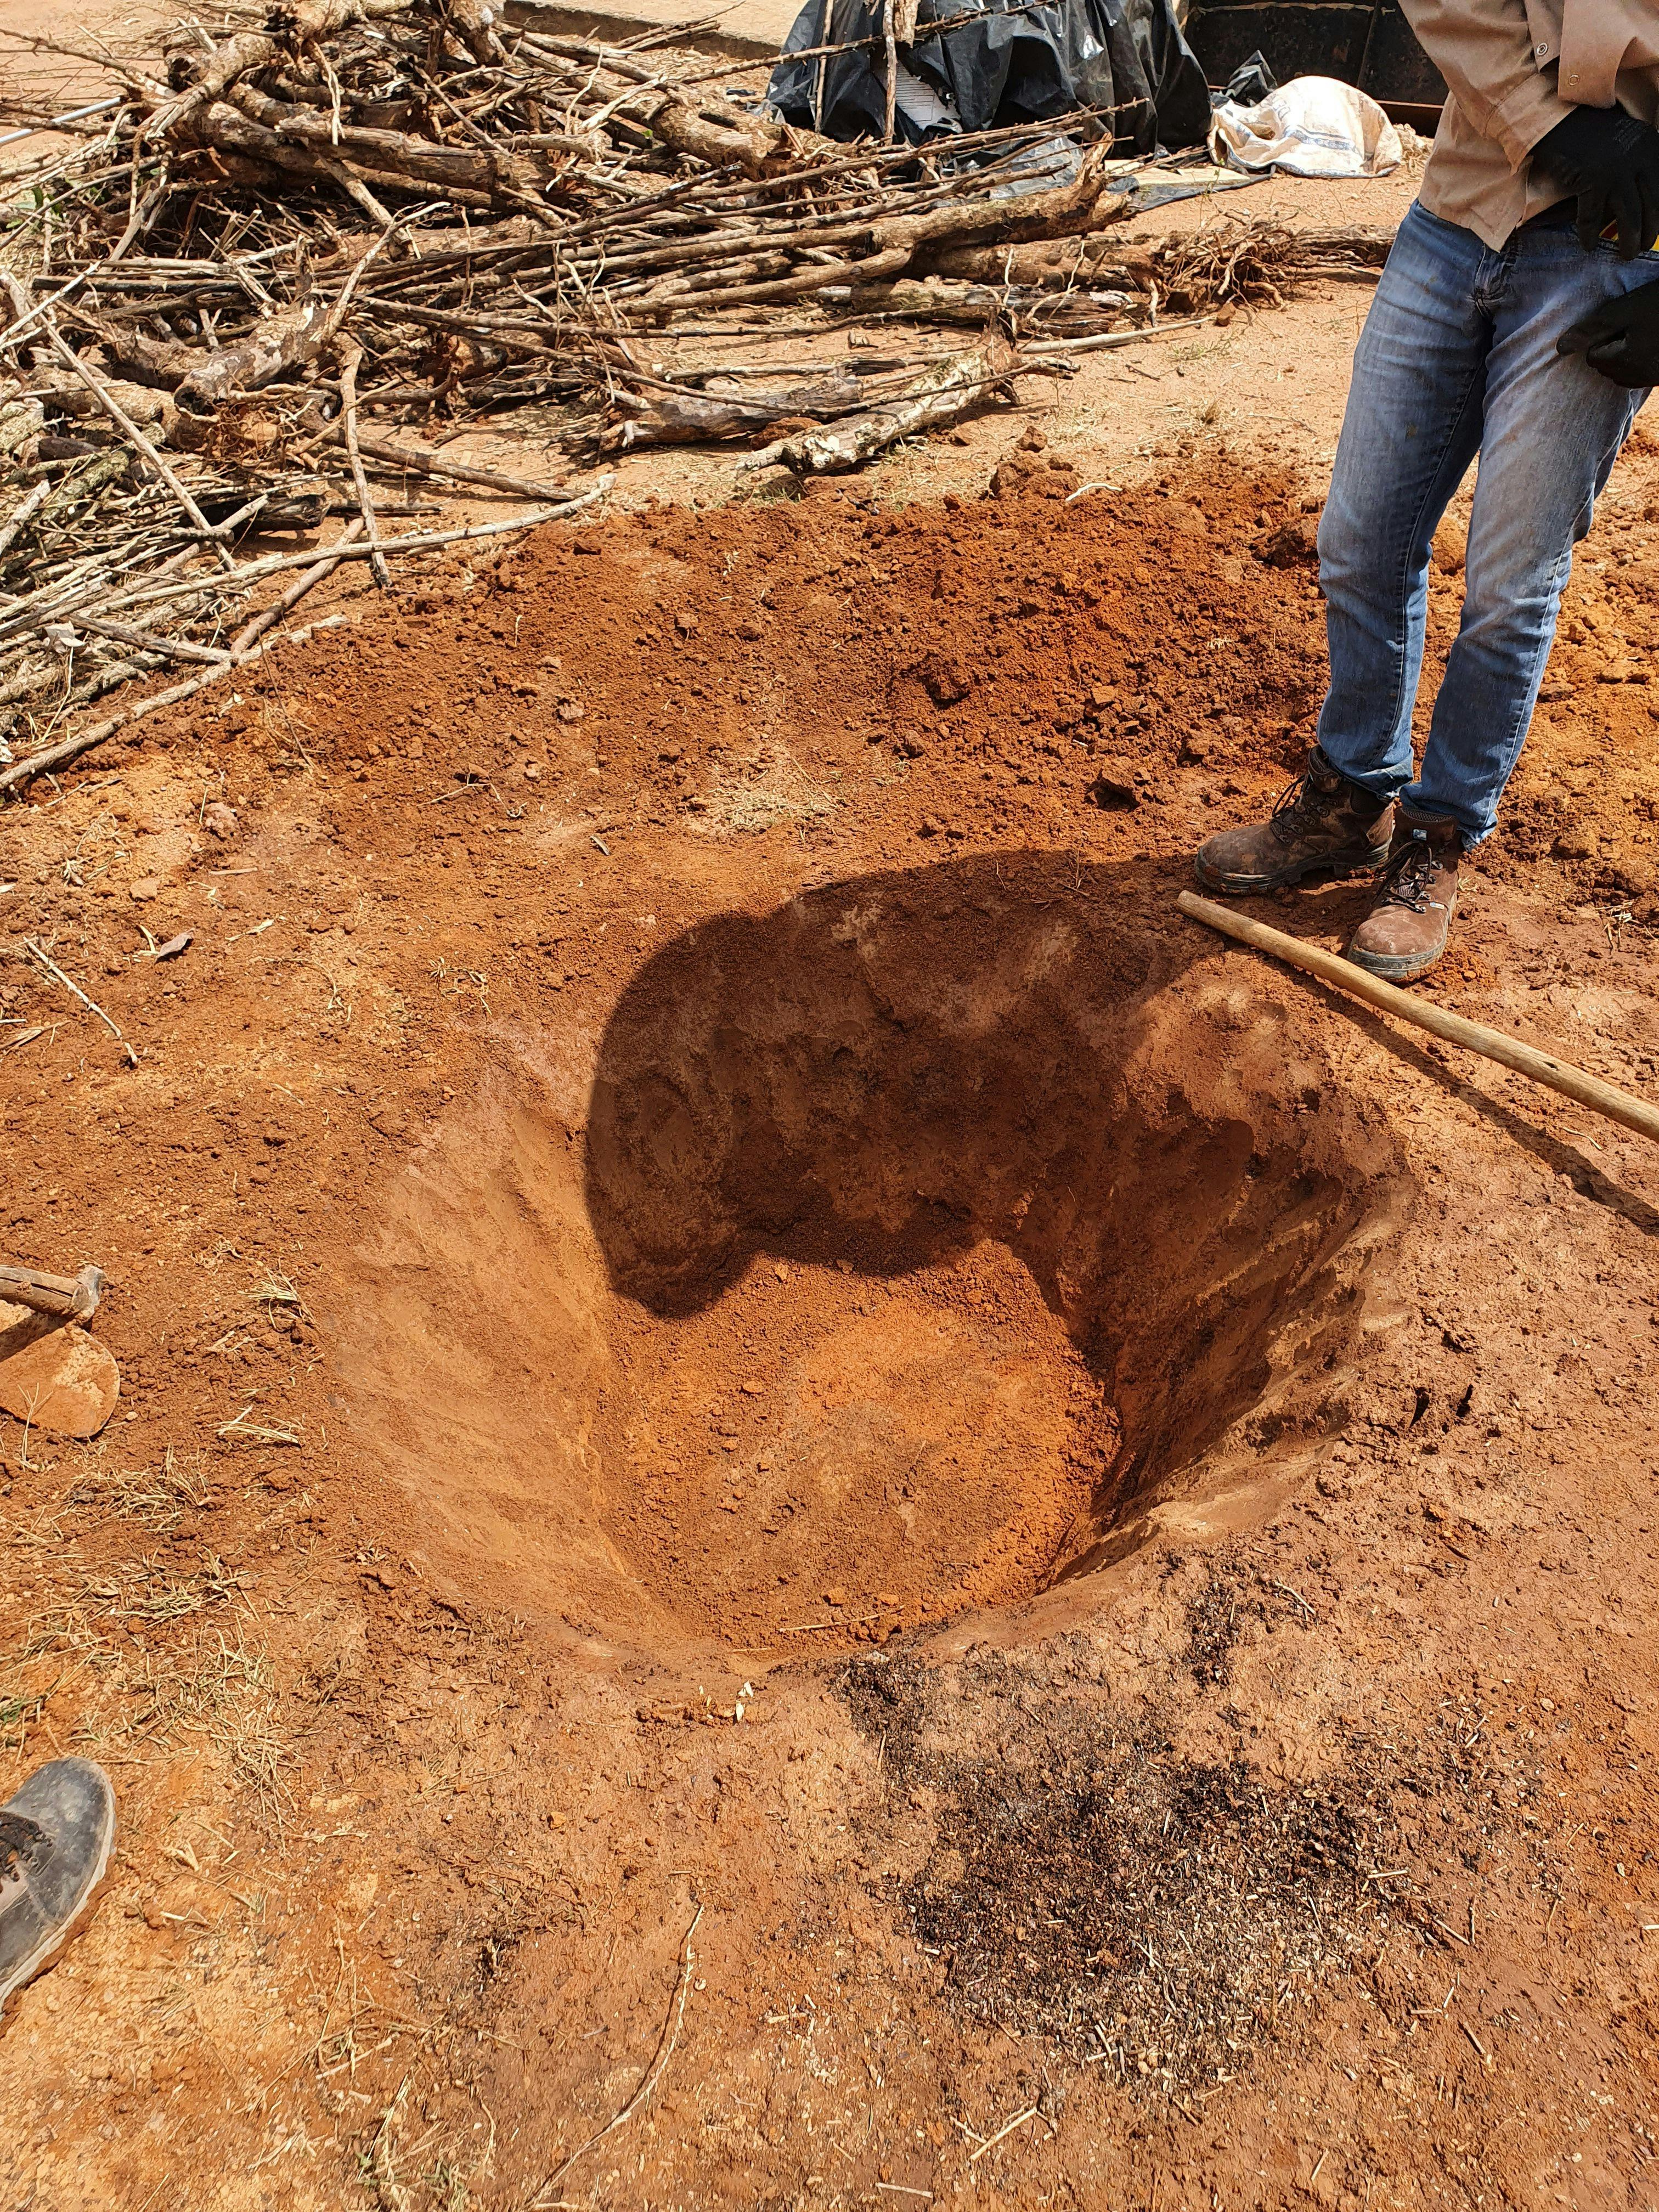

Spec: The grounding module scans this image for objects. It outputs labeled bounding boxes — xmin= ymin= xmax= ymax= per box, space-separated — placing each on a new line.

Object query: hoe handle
xmin=1177 ymin=890 xmax=1659 ymax=1148
xmin=0 ymin=1262 xmax=106 ymax=1322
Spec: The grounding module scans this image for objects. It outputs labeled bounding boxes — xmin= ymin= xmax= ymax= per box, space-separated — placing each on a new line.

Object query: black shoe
xmin=0 ymin=1758 xmax=116 ymax=2020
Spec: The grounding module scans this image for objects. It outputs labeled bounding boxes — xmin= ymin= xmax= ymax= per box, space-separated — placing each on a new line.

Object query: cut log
xmin=177 ymin=297 xmax=338 ymax=410
xmin=602 ymin=368 xmax=868 ymax=451
xmin=743 ymin=335 xmax=1017 ymax=473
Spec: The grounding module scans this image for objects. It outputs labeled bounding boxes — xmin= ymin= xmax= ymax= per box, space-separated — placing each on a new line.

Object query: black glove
xmin=1558 ymin=274 xmax=1659 ymax=385
xmin=1532 ymin=105 xmax=1659 ymax=258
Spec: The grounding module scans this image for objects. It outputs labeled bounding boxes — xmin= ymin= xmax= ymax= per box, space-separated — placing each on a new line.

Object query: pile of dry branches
xmin=0 ymin=0 xmax=1393 ymax=792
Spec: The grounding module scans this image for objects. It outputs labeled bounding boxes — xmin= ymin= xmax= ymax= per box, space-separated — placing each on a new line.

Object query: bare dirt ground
xmin=3 ymin=127 xmax=1659 ymax=2212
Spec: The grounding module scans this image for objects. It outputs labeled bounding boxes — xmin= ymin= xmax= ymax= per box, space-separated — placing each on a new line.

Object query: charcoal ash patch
xmin=1178 ymin=1550 xmax=1322 ymax=1689
xmin=905 ymin=1724 xmax=1397 ymax=2091
xmin=841 ymin=1649 xmax=931 ymax=1753
xmin=840 ymin=1651 xmax=1496 ymax=2096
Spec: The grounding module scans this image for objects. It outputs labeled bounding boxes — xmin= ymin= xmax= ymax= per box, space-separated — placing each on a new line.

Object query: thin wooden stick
xmin=229 ymin=516 xmax=365 ymax=653
xmin=882 ymin=0 xmax=898 ymax=144
xmin=21 ymin=938 xmax=135 ymax=1064
xmin=65 ymin=613 xmax=233 ymax=665
xmin=1027 ymin=314 xmax=1210 ymax=362
xmin=968 ymin=2104 xmax=1040 ymax=2165
xmin=1177 ymin=891 xmax=1659 ymax=1147
xmin=335 ymin=340 xmax=389 ymax=588
xmin=538 ymin=1905 xmax=704 ymax=2197
xmin=0 ymin=483 xmax=51 ymax=562
xmin=319 ymin=427 xmax=572 ymax=502
xmin=42 ymin=322 xmax=236 ymax=571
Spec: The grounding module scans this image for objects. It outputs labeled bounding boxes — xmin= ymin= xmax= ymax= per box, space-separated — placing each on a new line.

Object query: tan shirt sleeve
xmin=1401 ymin=0 xmax=1577 ymax=165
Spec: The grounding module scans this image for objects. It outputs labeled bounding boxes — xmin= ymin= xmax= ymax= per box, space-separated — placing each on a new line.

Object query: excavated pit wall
xmin=340 ymin=854 xmax=1414 ymax=1662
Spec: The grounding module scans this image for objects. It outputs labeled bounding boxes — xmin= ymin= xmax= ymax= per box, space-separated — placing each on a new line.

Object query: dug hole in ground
xmin=1 ymin=168 xmax=1657 ymax=2212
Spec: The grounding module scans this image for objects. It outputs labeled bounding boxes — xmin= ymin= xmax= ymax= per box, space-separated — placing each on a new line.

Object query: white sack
xmin=1209 ymin=74 xmax=1403 ymax=179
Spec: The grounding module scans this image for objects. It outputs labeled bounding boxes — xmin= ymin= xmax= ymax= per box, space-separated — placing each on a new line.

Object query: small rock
xmin=129 ymin=877 xmax=161 ymax=902
xmin=824 ymin=1588 xmax=847 ymax=1608
xmin=203 ymin=802 xmax=238 ymax=840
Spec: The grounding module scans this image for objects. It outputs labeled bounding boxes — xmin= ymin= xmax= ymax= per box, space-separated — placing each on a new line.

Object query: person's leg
xmin=1313 ymin=201 xmax=1495 ymax=803
xmin=1402 ymin=227 xmax=1654 ymax=843
xmin=1193 ymin=202 xmax=1495 ymax=895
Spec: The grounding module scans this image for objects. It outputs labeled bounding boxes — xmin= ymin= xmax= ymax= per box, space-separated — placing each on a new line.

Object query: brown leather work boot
xmin=1193 ymin=748 xmax=1395 ymax=895
xmin=1346 ymin=814 xmax=1462 ymax=981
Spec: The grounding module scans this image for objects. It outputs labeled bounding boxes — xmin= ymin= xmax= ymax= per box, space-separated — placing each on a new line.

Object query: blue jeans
xmin=1316 ymin=198 xmax=1652 ymax=845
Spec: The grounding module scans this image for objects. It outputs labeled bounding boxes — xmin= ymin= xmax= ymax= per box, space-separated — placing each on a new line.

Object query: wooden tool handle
xmin=0 ymin=1263 xmax=106 ymax=1322
xmin=1177 ymin=890 xmax=1659 ymax=1148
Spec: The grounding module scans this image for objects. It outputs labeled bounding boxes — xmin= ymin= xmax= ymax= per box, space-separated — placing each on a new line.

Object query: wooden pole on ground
xmin=1177 ymin=889 xmax=1659 ymax=1148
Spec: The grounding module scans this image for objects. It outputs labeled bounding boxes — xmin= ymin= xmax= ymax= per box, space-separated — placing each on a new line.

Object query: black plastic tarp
xmin=1183 ymin=0 xmax=1446 ymax=108
xmin=768 ymin=0 xmax=1212 ymax=153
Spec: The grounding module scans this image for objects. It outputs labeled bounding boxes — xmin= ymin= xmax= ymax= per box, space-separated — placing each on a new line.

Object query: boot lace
xmin=1374 ymin=836 xmax=1444 ymax=913
xmin=1266 ymin=770 xmax=1333 ymax=844
xmin=0 ymin=1809 xmax=48 ymax=1877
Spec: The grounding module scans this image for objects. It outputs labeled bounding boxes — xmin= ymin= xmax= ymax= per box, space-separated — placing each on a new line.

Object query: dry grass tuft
xmin=218 ymin=1405 xmax=304 ymax=1448
xmin=67 ymin=1444 xmax=211 ymax=1531
xmin=252 ymin=1270 xmax=307 ymax=1315
xmin=686 ymin=747 xmax=837 ymax=838
xmin=116 ymin=1615 xmax=294 ymax=1815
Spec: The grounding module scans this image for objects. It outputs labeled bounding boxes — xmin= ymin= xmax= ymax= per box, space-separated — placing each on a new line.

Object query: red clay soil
xmin=1 ymin=441 xmax=1657 ymax=2212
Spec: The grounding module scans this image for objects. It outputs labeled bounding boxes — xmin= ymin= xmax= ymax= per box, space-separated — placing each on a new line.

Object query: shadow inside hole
xmin=584 ymin=851 xmax=1413 ymax=1611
